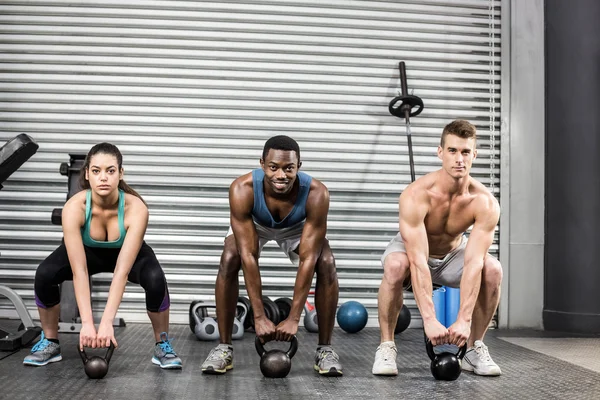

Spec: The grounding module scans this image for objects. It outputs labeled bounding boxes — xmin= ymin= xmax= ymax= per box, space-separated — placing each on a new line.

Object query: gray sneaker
xmin=202 ymin=344 xmax=233 ymax=374
xmin=23 ymin=332 xmax=62 ymax=366
xmin=314 ymin=346 xmax=343 ymax=376
xmin=151 ymin=332 xmax=183 ymax=369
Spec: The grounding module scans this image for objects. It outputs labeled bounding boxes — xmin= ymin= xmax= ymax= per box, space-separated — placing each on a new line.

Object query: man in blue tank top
xmin=201 ymin=135 xmax=343 ymax=377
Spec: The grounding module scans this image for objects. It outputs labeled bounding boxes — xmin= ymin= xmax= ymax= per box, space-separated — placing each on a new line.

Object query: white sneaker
xmin=462 ymin=340 xmax=502 ymax=376
xmin=372 ymin=341 xmax=398 ymax=376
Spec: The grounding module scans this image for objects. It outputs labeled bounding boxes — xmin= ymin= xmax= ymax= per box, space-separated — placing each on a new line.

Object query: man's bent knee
xmin=219 ymin=241 xmax=241 ymax=278
xmin=383 ymin=252 xmax=410 ymax=286
xmin=483 ymin=256 xmax=503 ymax=286
xmin=316 ymin=251 xmax=337 ymax=283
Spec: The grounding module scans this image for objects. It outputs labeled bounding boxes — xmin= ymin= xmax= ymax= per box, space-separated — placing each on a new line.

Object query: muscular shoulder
xmin=230 ymin=172 xmax=254 ymax=197
xmin=307 ymin=177 xmax=330 ymax=205
xmin=469 ymin=179 xmax=500 ymax=221
xmin=401 ymin=172 xmax=436 ymax=204
xmin=229 ymin=172 xmax=254 ymax=214
xmin=304 ymin=177 xmax=330 ymax=219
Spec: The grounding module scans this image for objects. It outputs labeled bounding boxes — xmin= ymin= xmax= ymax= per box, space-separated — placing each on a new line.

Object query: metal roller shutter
xmin=0 ymin=0 xmax=501 ymax=326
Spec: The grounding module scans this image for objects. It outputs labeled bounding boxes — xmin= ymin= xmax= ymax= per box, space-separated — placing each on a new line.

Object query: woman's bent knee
xmin=138 ymin=264 xmax=169 ymax=312
xmin=34 ymin=260 xmax=68 ymax=309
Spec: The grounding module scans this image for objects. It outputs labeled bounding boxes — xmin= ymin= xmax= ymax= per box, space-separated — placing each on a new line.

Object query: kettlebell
xmin=188 ymin=299 xmax=203 ymax=334
xmin=254 ymin=335 xmax=298 ymax=378
xmin=394 ymin=304 xmax=411 ymax=334
xmin=77 ymin=342 xmax=115 ymax=379
xmin=192 ymin=303 xmax=220 ymax=341
xmin=425 ymin=337 xmax=467 ymax=381
xmin=232 ymin=302 xmax=248 ymax=340
xmin=303 ymin=301 xmax=318 ymax=333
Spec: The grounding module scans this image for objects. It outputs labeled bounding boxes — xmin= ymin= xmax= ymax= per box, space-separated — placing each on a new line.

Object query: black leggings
xmin=34 ymin=241 xmax=170 ymax=313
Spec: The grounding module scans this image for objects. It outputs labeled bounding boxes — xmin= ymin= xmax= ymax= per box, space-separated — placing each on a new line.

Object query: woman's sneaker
xmin=201 ymin=344 xmax=233 ymax=374
xmin=23 ymin=332 xmax=62 ymax=366
xmin=372 ymin=341 xmax=398 ymax=376
xmin=462 ymin=340 xmax=502 ymax=376
xmin=152 ymin=332 xmax=183 ymax=369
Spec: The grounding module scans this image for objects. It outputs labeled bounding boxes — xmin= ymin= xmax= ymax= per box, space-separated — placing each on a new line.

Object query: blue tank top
xmin=81 ymin=189 xmax=126 ymax=248
xmin=251 ymin=169 xmax=312 ymax=229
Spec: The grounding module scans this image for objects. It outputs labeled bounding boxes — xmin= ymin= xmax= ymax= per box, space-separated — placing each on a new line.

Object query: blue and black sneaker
xmin=23 ymin=332 xmax=62 ymax=366
xmin=152 ymin=332 xmax=183 ymax=369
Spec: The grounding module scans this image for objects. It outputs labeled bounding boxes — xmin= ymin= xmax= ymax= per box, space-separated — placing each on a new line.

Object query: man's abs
xmin=427 ymin=233 xmax=465 ymax=259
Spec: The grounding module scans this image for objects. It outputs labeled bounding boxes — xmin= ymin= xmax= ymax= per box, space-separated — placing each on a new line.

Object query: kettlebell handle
xmin=105 ymin=342 xmax=115 ymax=364
xmin=425 ymin=337 xmax=436 ymax=361
xmin=255 ymin=335 xmax=266 ymax=356
xmin=425 ymin=336 xmax=467 ymax=360
xmin=191 ymin=302 xmax=207 ymax=324
xmin=456 ymin=343 xmax=467 ymax=359
xmin=254 ymin=335 xmax=299 ymax=359
xmin=77 ymin=345 xmax=88 ymax=364
xmin=76 ymin=342 xmax=115 ymax=364
xmin=287 ymin=335 xmax=298 ymax=358
xmin=236 ymin=302 xmax=248 ymax=323
xmin=192 ymin=303 xmax=218 ymax=321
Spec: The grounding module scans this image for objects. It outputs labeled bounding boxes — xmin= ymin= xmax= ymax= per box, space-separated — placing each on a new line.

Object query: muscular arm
xmin=457 ymin=196 xmax=500 ymax=324
xmin=62 ymin=194 xmax=93 ymax=324
xmin=288 ymin=182 xmax=329 ymax=322
xmin=229 ymin=177 xmax=265 ymax=319
xmin=399 ymin=190 xmax=435 ymax=322
xmin=101 ymin=197 xmax=149 ymax=324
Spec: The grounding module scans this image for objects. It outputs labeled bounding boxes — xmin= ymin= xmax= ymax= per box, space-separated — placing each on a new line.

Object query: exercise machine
xmin=0 ymin=133 xmax=43 ymax=351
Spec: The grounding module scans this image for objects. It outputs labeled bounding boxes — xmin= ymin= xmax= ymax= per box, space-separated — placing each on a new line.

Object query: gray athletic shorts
xmin=381 ymin=233 xmax=467 ymax=289
xmin=226 ymin=219 xmax=305 ymax=265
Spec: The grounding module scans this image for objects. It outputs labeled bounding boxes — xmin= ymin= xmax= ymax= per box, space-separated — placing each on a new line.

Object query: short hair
xmin=262 ymin=135 xmax=300 ymax=162
xmin=440 ymin=120 xmax=477 ymax=148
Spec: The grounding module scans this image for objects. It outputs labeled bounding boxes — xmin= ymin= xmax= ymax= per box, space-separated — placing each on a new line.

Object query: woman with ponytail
xmin=24 ymin=143 xmax=182 ymax=370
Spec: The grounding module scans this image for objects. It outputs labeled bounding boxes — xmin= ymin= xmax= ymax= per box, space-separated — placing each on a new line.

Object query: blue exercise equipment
xmin=336 ymin=301 xmax=368 ymax=333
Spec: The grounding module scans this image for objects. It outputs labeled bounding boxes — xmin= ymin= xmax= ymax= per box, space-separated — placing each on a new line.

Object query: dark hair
xmin=262 ymin=135 xmax=301 ymax=162
xmin=440 ymin=120 xmax=477 ymax=148
xmin=78 ymin=142 xmax=146 ymax=205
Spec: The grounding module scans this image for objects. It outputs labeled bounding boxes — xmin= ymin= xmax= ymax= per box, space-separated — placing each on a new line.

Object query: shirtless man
xmin=201 ymin=135 xmax=343 ymax=376
xmin=372 ymin=119 xmax=503 ymax=376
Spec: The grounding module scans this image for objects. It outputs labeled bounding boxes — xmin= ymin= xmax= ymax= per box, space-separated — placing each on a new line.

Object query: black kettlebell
xmin=394 ymin=304 xmax=411 ymax=334
xmin=77 ymin=342 xmax=115 ymax=379
xmin=425 ymin=337 xmax=467 ymax=381
xmin=254 ymin=335 xmax=298 ymax=378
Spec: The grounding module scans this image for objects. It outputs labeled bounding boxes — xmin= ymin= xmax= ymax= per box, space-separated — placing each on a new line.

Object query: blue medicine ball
xmin=336 ymin=301 xmax=368 ymax=333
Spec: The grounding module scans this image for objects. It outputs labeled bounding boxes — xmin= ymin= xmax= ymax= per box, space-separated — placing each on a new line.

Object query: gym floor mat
xmin=1 ymin=324 xmax=599 ymax=400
